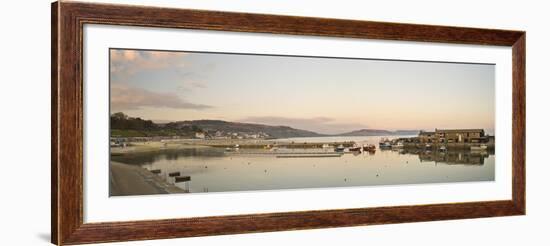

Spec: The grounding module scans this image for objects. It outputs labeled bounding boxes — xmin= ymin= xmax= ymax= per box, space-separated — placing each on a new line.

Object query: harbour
xmin=110 ymin=134 xmax=495 ymax=196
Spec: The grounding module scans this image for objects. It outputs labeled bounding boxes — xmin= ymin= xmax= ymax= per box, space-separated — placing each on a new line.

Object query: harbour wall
xmin=403 ymin=142 xmax=495 ymax=150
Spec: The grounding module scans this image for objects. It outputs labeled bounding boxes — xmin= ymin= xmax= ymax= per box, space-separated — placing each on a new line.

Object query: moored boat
xmin=348 ymin=146 xmax=362 ymax=152
xmin=392 ymin=142 xmax=404 ymax=148
xmin=379 ymin=138 xmax=391 ymax=148
xmin=363 ymin=144 xmax=376 ymax=152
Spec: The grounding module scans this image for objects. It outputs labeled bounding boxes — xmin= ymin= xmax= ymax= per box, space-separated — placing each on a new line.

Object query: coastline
xmin=109 ymin=161 xmax=185 ymax=196
xmin=111 ymin=138 xmax=358 ymax=155
xmin=111 ymin=141 xmax=211 ymax=154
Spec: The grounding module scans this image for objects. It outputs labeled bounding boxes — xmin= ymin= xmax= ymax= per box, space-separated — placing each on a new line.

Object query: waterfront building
xmin=194 ymin=132 xmax=206 ymax=139
xmin=416 ymin=129 xmax=488 ymax=144
xmin=407 ymin=128 xmax=493 ymax=150
xmin=434 ymin=129 xmax=485 ymax=143
xmin=418 ymin=131 xmax=436 ymax=143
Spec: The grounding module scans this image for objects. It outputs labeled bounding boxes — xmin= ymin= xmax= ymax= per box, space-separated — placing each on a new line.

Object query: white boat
xmin=439 ymin=145 xmax=447 ymax=152
xmin=379 ymin=138 xmax=391 ymax=148
xmin=392 ymin=142 xmax=404 ymax=148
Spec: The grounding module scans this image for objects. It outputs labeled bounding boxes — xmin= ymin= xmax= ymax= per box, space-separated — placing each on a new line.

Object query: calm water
xmin=111 ymin=136 xmax=495 ymax=194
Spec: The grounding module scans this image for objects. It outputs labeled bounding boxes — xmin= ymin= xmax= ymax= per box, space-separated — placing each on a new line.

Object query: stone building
xmin=418 ymin=131 xmax=436 ymax=143
xmin=434 ymin=129 xmax=485 ymax=143
xmin=417 ymin=129 xmax=486 ymax=144
xmin=404 ymin=129 xmax=493 ymax=150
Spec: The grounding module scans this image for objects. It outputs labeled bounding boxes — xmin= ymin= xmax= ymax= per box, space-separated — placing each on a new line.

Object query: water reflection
xmin=112 ymin=148 xmax=225 ymax=165
xmin=111 ymin=136 xmax=495 ymax=194
xmin=393 ymin=149 xmax=494 ymax=165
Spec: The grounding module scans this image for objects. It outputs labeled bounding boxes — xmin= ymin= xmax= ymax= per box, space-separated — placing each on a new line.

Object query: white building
xmin=195 ymin=132 xmax=206 ymax=139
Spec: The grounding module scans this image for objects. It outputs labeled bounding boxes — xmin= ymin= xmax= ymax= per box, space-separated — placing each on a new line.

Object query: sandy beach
xmin=109 ymin=161 xmax=185 ymax=196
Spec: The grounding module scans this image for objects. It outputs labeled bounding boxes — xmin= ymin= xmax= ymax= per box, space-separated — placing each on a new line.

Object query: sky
xmin=110 ymin=49 xmax=495 ymax=135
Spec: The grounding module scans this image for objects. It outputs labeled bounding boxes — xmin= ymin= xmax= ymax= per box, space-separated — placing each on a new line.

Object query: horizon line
xmin=110 ymin=113 xmax=494 ymax=135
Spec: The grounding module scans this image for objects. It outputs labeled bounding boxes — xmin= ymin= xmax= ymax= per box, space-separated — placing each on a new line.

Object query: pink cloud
xmin=110 ymin=83 xmax=212 ymax=110
xmin=110 ymin=49 xmax=186 ymax=75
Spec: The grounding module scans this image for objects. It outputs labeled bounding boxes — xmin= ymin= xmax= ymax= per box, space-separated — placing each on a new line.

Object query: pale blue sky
xmin=110 ymin=49 xmax=495 ymax=135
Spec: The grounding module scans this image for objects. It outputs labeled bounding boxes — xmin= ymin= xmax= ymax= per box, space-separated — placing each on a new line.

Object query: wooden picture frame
xmin=52 ymin=1 xmax=525 ymax=245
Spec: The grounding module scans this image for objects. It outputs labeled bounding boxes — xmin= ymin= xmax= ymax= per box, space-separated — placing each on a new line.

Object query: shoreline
xmin=111 ymin=138 xmax=359 ymax=154
xmin=109 ymin=161 xmax=185 ymax=196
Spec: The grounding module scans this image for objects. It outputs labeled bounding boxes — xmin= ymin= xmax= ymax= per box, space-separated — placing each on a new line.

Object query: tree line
xmin=110 ymin=112 xmax=203 ymax=137
xmin=110 ymin=112 xmax=157 ymax=130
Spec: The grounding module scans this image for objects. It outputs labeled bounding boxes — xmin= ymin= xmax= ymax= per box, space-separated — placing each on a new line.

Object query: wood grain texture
xmin=63 ymin=201 xmax=519 ymax=245
xmin=51 ymin=2 xmax=59 ymax=244
xmin=512 ymin=34 xmax=526 ymax=213
xmin=53 ymin=1 xmax=85 ymax=244
xmin=51 ymin=1 xmax=526 ymax=245
xmin=65 ymin=1 xmax=524 ymax=46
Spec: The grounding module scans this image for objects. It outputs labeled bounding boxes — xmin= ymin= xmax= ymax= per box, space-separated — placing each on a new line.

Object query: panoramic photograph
xmin=109 ymin=48 xmax=495 ymax=196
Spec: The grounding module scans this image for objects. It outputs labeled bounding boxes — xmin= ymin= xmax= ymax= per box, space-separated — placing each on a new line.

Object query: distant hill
xmin=170 ymin=120 xmax=324 ymax=139
xmin=337 ymin=129 xmax=419 ymax=136
xmin=111 ymin=112 xmax=419 ymax=139
xmin=393 ymin=130 xmax=420 ymax=136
